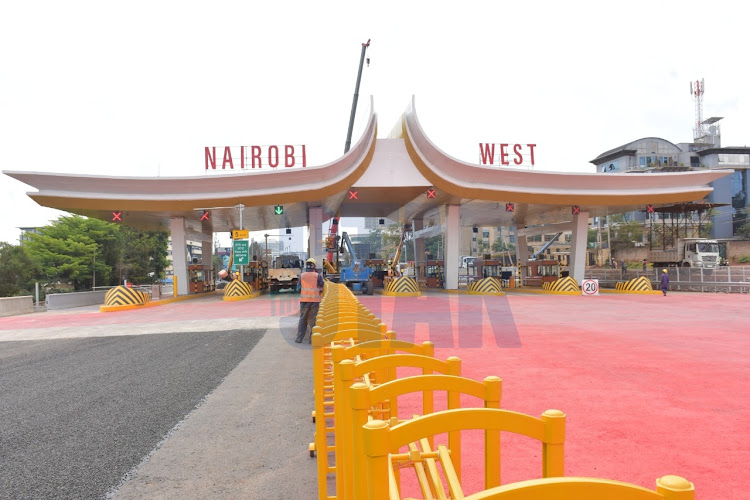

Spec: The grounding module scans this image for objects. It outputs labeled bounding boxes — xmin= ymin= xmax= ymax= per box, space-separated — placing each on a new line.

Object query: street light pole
xmin=237 ymin=204 xmax=245 ymax=279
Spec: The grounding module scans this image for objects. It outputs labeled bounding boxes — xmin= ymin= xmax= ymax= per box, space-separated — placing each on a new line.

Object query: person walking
xmin=660 ymin=268 xmax=670 ymax=296
xmin=642 ymin=259 xmax=648 ymax=272
xmin=295 ymin=258 xmax=324 ymax=343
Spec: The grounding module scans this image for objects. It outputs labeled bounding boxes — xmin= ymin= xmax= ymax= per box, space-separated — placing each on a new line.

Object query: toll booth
xmin=243 ymin=260 xmax=268 ymax=291
xmin=365 ymin=259 xmax=385 ymax=287
xmin=187 ymin=264 xmax=215 ymax=293
xmin=425 ymin=260 xmax=444 ymax=288
xmin=522 ymin=259 xmax=560 ymax=287
xmin=477 ymin=256 xmax=502 ymax=279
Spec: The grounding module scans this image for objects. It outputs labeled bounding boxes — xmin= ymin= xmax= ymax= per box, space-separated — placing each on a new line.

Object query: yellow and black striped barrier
xmin=223 ymin=280 xmax=257 ymax=301
xmin=541 ymin=276 xmax=581 ymax=295
xmin=467 ymin=277 xmax=505 ymax=295
xmin=100 ymin=286 xmax=151 ymax=311
xmin=383 ymin=277 xmax=420 ymax=297
xmin=614 ymin=276 xmax=660 ymax=294
xmin=104 ymin=286 xmax=149 ymax=307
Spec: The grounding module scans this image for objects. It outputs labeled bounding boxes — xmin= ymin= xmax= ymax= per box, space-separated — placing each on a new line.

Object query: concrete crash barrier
xmin=383 ymin=276 xmax=420 ymax=297
xmin=615 ymin=276 xmax=661 ymax=294
xmin=541 ymin=276 xmax=580 ymax=295
xmin=46 ymin=290 xmax=107 ymax=310
xmin=0 ymin=295 xmax=34 ymax=317
xmin=222 ymin=280 xmax=255 ymax=301
xmin=467 ymin=277 xmax=505 ymax=295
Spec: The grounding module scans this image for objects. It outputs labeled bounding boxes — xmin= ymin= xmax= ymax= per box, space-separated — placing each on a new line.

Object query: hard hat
xmin=663 ymin=269 xmax=668 ymax=273
xmin=306 ymin=258 xmax=316 ymax=266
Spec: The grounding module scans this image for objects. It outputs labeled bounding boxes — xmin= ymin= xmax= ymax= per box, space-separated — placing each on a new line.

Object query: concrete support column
xmin=569 ymin=211 xmax=589 ymax=284
xmin=169 ymin=217 xmax=188 ymax=296
xmin=445 ymin=205 xmax=460 ymax=290
xmin=308 ymin=207 xmax=324 ymax=267
xmin=201 ymin=239 xmax=213 ymax=267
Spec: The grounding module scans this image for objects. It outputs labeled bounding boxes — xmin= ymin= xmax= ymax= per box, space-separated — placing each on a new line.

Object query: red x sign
xmin=646 ymin=204 xmax=655 ymax=213
xmin=112 ymin=211 xmax=122 ymax=221
xmin=200 ymin=210 xmax=211 ymax=221
xmin=427 ymin=188 xmax=436 ymax=198
xmin=505 ymin=203 xmax=515 ymax=212
xmin=572 ymin=205 xmax=581 ymax=215
xmin=348 ymin=190 xmax=358 ymax=200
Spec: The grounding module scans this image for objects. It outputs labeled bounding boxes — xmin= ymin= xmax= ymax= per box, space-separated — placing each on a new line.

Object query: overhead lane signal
xmin=348 ymin=190 xmax=358 ymax=200
xmin=111 ymin=211 xmax=122 ymax=222
xmin=274 ymin=205 xmax=284 ymax=215
xmin=647 ymin=204 xmax=655 ymax=213
xmin=426 ymin=188 xmax=436 ymax=199
xmin=200 ymin=210 xmax=211 ymax=221
xmin=572 ymin=205 xmax=581 ymax=215
xmin=505 ymin=202 xmax=515 ymax=212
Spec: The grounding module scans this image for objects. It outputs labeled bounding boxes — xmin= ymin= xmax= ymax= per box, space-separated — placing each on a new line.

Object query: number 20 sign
xmin=581 ymin=279 xmax=599 ymax=296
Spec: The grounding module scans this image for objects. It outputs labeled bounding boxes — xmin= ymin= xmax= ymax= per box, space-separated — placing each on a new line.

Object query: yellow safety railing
xmin=348 ymin=374 xmax=502 ymax=500
xmin=361 ymin=408 xmax=566 ymax=500
xmin=460 ymin=475 xmax=694 ymax=500
xmin=307 ymin=281 xmax=696 ymax=500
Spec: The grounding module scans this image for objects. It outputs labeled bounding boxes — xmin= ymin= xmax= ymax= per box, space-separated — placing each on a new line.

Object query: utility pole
xmin=344 ymin=39 xmax=371 ymax=154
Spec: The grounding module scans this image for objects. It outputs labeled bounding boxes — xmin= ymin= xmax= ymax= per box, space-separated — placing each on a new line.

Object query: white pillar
xmin=569 ymin=211 xmax=589 ymax=284
xmin=444 ymin=205 xmax=460 ymax=290
xmin=170 ymin=217 xmax=189 ymax=296
xmin=201 ymin=239 xmax=213 ymax=267
xmin=308 ymin=207 xmax=324 ymax=267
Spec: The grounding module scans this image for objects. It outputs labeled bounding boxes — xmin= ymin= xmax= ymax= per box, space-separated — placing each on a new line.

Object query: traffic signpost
xmin=582 ymin=279 xmax=599 ymax=296
xmin=232 ymin=229 xmax=249 ymax=240
xmin=233 ymin=240 xmax=249 ymax=266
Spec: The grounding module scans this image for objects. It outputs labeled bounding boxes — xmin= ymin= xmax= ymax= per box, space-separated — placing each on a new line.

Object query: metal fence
xmin=585 ymin=267 xmax=750 ymax=294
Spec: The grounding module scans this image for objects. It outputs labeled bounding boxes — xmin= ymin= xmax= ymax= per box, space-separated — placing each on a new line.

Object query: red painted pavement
xmin=358 ymin=292 xmax=749 ymax=499
xmin=1 ymin=291 xmax=747 ymax=498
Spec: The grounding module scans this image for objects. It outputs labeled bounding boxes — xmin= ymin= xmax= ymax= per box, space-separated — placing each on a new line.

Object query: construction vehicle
xmin=268 ymin=254 xmax=304 ymax=293
xmin=385 ymin=224 xmax=411 ymax=278
xmin=337 ymin=232 xmax=374 ymax=294
xmin=649 ymin=238 xmax=721 ymax=269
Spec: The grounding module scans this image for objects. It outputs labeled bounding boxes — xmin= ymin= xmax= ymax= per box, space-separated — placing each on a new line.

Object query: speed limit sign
xmin=582 ymin=279 xmax=599 ymax=296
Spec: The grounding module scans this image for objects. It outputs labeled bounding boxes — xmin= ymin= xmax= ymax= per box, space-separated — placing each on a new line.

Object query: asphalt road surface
xmin=0 ymin=329 xmax=264 ymax=499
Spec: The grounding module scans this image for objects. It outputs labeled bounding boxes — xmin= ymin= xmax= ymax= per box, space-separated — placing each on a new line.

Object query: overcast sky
xmin=2 ymin=0 xmax=749 ymax=245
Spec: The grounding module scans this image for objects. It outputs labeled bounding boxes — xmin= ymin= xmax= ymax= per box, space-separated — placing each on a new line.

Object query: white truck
xmin=649 ymin=238 xmax=721 ymax=269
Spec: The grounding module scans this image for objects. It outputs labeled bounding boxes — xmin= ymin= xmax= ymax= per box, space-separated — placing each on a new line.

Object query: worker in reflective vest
xmin=295 ymin=258 xmax=324 ymax=343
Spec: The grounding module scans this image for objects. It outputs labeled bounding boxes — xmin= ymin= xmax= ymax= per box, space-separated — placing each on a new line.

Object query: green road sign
xmin=233 ymin=240 xmax=249 ymax=265
xmin=274 ymin=205 xmax=284 ymax=215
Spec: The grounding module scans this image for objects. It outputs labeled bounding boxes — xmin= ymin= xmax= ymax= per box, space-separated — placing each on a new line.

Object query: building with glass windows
xmin=591 ymin=122 xmax=750 ymax=238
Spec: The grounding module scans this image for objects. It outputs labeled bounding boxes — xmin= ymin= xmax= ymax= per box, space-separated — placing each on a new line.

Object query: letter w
xmin=478 ymin=143 xmax=495 ymax=165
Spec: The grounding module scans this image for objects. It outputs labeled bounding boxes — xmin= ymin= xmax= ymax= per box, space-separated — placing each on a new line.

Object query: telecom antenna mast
xmin=690 ymin=78 xmax=705 ymax=142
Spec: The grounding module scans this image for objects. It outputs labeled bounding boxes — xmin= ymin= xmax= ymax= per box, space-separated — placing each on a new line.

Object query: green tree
xmin=738 ymin=220 xmax=750 ymax=239
xmin=0 ymin=243 xmax=39 ymax=297
xmin=24 ymin=215 xmax=168 ymax=290
xmin=614 ymin=221 xmax=643 ymax=244
xmin=119 ymin=227 xmax=169 ymax=284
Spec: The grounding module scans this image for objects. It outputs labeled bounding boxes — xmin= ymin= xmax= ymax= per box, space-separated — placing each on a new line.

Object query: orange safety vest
xmin=300 ymin=271 xmax=321 ymax=303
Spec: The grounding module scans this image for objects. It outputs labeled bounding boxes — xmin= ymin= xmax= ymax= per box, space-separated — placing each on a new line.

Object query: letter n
xmin=205 ymin=147 xmax=216 ymax=170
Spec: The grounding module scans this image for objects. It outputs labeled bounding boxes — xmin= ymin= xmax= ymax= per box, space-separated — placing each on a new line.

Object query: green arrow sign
xmin=233 ymin=240 xmax=249 ymax=265
xmin=274 ymin=205 xmax=284 ymax=215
